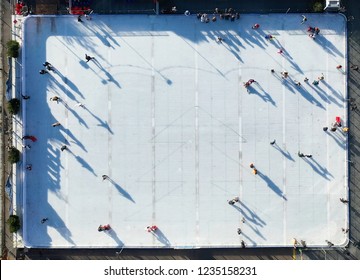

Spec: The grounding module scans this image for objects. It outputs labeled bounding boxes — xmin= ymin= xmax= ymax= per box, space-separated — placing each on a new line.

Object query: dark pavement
xmin=2 ymin=0 xmax=360 ymax=260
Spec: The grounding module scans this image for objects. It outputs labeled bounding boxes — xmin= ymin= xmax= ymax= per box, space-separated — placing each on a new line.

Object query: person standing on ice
xmin=98 ymin=224 xmax=111 ymax=231
xmin=22 ymin=135 xmax=37 ymax=142
xmin=252 ymin=23 xmax=260 ymax=29
xmin=85 ymin=54 xmax=95 ymax=63
xmin=301 ymin=15 xmax=307 ymax=24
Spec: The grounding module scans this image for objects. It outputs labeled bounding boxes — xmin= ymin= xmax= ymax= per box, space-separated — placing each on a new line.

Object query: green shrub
xmin=313 ymin=2 xmax=324 ymax=12
xmin=7 ymin=215 xmax=20 ymax=233
xmin=7 ymin=98 xmax=20 ymax=115
xmin=8 ymin=147 xmax=20 ymax=164
xmin=6 ymin=40 xmax=20 ymax=58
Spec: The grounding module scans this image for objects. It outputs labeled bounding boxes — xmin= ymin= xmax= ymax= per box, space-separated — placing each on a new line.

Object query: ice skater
xmin=216 ymin=36 xmax=224 ymax=43
xmin=351 ymin=65 xmax=359 ymax=71
xmin=50 ymin=96 xmax=60 ymax=102
xmin=281 ymin=71 xmax=288 ymax=78
xmin=102 ymin=175 xmax=109 ymax=181
xmin=74 ymin=102 xmax=85 ymax=108
xmin=22 ymin=135 xmax=37 ymax=142
xmin=43 ymin=62 xmax=54 ymax=71
xmin=277 ymin=49 xmax=283 ymax=54
xmin=304 ymin=77 xmax=309 ymax=82
xmin=84 ymin=9 xmax=93 ymax=20
xmin=85 ymin=54 xmax=95 ymax=62
xmin=78 ymin=15 xmax=83 ymax=22
xmin=39 ymin=69 xmax=49 ymax=75
xmin=252 ymin=23 xmax=260 ymax=29
xmin=237 ymin=228 xmax=242 ymax=235
xmin=60 ymin=145 xmax=67 ymax=152
xmin=21 ymin=94 xmax=30 ymax=100
xmin=22 ymin=144 xmax=31 ymax=149
xmin=52 ymin=122 xmax=61 ymax=127
xmin=307 ymin=26 xmax=315 ymax=33
xmin=241 ymin=240 xmax=246 ymax=248
xmin=270 ymin=140 xmax=276 ymax=145
xmin=98 ymin=224 xmax=111 ymax=231
xmin=41 ymin=218 xmax=48 ymax=224
xmin=318 ymin=73 xmax=324 ymax=80
xmin=228 ymin=200 xmax=235 ymax=205
xmin=312 ymin=80 xmax=319 ymax=85
xmin=146 ymin=225 xmax=158 ymax=232
xmin=340 ymin=198 xmax=348 ymax=203
xmin=301 ymin=15 xmax=307 ymax=24
xmin=265 ymin=34 xmax=274 ymax=40
xmin=336 ymin=65 xmax=342 ymax=69
xmin=298 ymin=151 xmax=305 ymax=157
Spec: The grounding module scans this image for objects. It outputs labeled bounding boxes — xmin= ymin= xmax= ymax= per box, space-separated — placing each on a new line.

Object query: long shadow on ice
xmin=248 ymin=84 xmax=276 ymax=106
xmin=108 ymin=178 xmax=135 ymax=203
xmin=67 ymin=149 xmax=97 ymax=176
xmin=231 ymin=203 xmax=266 ymax=241
xmin=91 ymin=58 xmax=122 ymax=89
xmin=106 ymin=230 xmax=124 ymax=247
xmin=84 ymin=107 xmax=114 ymax=134
xmin=44 ymin=204 xmax=76 ymax=246
xmin=60 ymin=100 xmax=89 ymax=129
xmin=303 ymin=157 xmax=334 ymax=180
xmin=257 ymin=171 xmax=286 ymax=200
xmin=325 ymin=130 xmax=347 ymax=149
xmin=58 ymin=126 xmax=88 ymax=152
xmin=272 ymin=143 xmax=295 ymax=162
xmin=151 ymin=228 xmax=171 ymax=246
xmin=315 ymin=35 xmax=344 ymax=58
xmin=53 ymin=70 xmax=85 ymax=99
xmin=321 ymin=80 xmax=345 ymax=104
xmin=297 ymin=85 xmax=325 ymax=109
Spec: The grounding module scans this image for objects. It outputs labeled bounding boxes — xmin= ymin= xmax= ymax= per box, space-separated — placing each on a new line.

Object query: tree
xmin=313 ymin=1 xmax=324 ymax=12
xmin=7 ymin=215 xmax=21 ymax=233
xmin=6 ymin=40 xmax=20 ymax=58
xmin=7 ymin=98 xmax=20 ymax=115
xmin=8 ymin=147 xmax=20 ymax=164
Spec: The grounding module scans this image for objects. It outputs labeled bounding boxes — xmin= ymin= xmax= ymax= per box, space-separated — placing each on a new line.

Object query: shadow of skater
xmin=272 ymin=142 xmax=295 ymax=162
xmin=67 ymin=149 xmax=97 ymax=176
xmin=105 ymin=229 xmax=124 ymax=247
xmin=84 ymin=107 xmax=114 ymax=134
xmin=304 ymin=157 xmax=334 ymax=180
xmin=257 ymin=171 xmax=287 ymax=200
xmin=107 ymin=178 xmax=135 ymax=203
xmin=151 ymin=228 xmax=171 ymax=246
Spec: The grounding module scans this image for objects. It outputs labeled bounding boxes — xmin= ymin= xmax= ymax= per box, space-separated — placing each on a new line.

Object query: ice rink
xmin=20 ymin=13 xmax=348 ymax=248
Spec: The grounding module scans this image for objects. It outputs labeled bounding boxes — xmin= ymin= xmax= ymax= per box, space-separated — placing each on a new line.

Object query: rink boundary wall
xmin=17 ymin=13 xmax=350 ymax=249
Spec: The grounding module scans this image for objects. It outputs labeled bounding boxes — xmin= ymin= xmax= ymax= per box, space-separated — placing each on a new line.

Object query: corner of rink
xmin=18 ymin=13 xmax=348 ymax=249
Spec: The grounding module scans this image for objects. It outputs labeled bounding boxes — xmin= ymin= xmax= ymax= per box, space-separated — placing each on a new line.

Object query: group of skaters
xmin=196 ymin=7 xmax=240 ymax=23
xmin=30 ymin=12 xmax=349 ymax=246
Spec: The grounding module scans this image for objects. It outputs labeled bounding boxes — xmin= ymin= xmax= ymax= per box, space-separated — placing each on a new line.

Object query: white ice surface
xmin=21 ymin=14 xmax=348 ymax=248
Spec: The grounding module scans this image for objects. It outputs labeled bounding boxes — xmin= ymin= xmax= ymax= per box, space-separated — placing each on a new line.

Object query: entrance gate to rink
xmin=67 ymin=0 xmax=157 ymax=15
